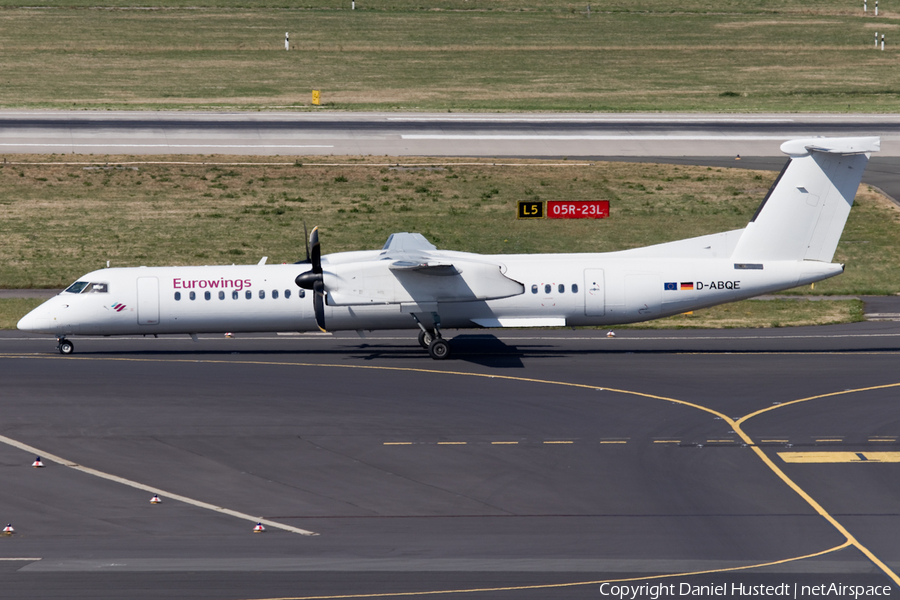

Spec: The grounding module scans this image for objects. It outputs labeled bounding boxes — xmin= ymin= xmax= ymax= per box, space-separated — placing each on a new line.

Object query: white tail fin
xmin=731 ymin=136 xmax=879 ymax=263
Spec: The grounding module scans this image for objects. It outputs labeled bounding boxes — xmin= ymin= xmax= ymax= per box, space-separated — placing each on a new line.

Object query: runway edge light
xmin=32 ymin=456 xmax=44 ymax=468
xmin=253 ymin=522 xmax=266 ymax=533
xmin=150 ymin=494 xmax=161 ymax=504
xmin=3 ymin=524 xmax=14 ymax=535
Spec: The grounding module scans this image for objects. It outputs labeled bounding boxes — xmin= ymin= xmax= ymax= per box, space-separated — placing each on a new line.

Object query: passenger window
xmin=299 ymin=290 xmax=306 ymax=298
xmin=544 ymin=284 xmax=551 ymax=294
xmin=272 ymin=290 xmax=279 ymax=299
xmin=190 ymin=291 xmax=196 ymax=301
xmin=259 ymin=290 xmax=265 ymax=299
xmin=246 ymin=290 xmax=252 ymax=299
xmin=175 ymin=292 xmax=181 ymax=301
xmin=64 ymin=281 xmax=90 ymax=294
xmin=285 ymin=289 xmax=291 ymax=299
xmin=232 ymin=290 xmax=238 ymax=300
xmin=572 ymin=283 xmax=578 ymax=293
xmin=531 ymin=284 xmax=538 ymax=294
xmin=204 ymin=291 xmax=211 ymax=301
xmin=218 ymin=291 xmax=225 ymax=300
xmin=558 ymin=284 xmax=564 ymax=294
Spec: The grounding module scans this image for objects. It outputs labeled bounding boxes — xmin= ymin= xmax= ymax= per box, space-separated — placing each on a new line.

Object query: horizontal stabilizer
xmin=780 ymin=137 xmax=880 ymax=157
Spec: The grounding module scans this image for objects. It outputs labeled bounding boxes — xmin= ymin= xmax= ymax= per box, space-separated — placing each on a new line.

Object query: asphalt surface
xmin=3 ymin=110 xmax=900 ymax=157
xmin=1 ymin=325 xmax=900 ymax=599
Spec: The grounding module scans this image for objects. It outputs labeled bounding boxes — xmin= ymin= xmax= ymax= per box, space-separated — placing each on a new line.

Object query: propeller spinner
xmin=295 ymin=226 xmax=327 ymax=332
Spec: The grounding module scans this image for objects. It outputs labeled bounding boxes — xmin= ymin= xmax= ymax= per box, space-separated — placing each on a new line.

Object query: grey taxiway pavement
xmin=2 ymin=326 xmax=900 ymax=599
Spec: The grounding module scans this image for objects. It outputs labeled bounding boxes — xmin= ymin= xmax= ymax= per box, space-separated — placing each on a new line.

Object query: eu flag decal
xmin=664 ymin=282 xmax=677 ymax=291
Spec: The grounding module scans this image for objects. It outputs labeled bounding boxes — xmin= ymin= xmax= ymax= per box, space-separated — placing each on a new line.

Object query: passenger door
xmin=584 ymin=269 xmax=605 ymax=316
xmin=136 ymin=277 xmax=160 ymax=325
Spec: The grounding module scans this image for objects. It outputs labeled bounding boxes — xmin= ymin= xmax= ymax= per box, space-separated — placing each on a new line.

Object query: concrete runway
xmin=2 ymin=326 xmax=900 ymax=599
xmin=3 ymin=111 xmax=900 ymax=157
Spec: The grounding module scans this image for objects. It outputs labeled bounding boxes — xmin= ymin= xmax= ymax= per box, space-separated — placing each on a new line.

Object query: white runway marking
xmin=0 ymin=433 xmax=318 ymax=537
xmin=0 ymin=143 xmax=333 ymax=149
xmin=401 ymin=134 xmax=792 ymax=141
xmin=391 ymin=117 xmax=795 ymax=123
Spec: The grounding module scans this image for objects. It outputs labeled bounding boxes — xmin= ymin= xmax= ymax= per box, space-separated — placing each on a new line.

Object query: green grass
xmin=0 ymin=1 xmax=899 ymax=111
xmin=1 ymin=156 xmax=899 ymax=295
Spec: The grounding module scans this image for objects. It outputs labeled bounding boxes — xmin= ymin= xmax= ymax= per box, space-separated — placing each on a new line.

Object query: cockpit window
xmin=66 ymin=281 xmax=108 ymax=294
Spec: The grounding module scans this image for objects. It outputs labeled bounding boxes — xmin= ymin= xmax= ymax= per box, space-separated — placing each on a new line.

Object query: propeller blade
xmin=310 ymin=226 xmax=321 ymax=274
xmin=313 ymin=280 xmax=327 ymax=332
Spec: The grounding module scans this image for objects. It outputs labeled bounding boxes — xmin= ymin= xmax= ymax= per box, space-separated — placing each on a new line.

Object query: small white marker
xmin=150 ymin=494 xmax=162 ymax=504
xmin=253 ymin=522 xmax=266 ymax=533
xmin=32 ymin=456 xmax=44 ymax=468
xmin=2 ymin=524 xmax=14 ymax=535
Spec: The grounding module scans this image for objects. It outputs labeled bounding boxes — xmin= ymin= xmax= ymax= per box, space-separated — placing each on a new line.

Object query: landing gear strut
xmin=412 ymin=313 xmax=450 ymax=360
xmin=57 ymin=337 xmax=74 ymax=355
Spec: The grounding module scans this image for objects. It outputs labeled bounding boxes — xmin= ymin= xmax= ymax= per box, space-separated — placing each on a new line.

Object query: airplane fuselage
xmin=18 ymin=250 xmax=842 ymax=338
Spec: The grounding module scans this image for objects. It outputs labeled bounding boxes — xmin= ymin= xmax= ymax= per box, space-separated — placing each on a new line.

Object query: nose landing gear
xmin=57 ymin=337 xmax=74 ymax=355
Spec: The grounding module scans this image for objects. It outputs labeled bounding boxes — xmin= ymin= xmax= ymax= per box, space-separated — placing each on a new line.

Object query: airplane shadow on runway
xmin=354 ymin=334 xmax=529 ymax=368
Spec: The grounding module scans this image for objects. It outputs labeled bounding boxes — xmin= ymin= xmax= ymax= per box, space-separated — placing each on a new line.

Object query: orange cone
xmin=253 ymin=522 xmax=266 ymax=533
xmin=150 ymin=494 xmax=161 ymax=504
xmin=32 ymin=456 xmax=44 ymax=468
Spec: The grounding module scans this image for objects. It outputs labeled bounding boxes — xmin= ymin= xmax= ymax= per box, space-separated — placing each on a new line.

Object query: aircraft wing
xmin=323 ymin=233 xmax=524 ymax=306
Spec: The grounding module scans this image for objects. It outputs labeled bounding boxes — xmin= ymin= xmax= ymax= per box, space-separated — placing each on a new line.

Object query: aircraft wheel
xmin=58 ymin=339 xmax=74 ymax=355
xmin=428 ymin=338 xmax=450 ymax=360
xmin=418 ymin=330 xmax=433 ymax=349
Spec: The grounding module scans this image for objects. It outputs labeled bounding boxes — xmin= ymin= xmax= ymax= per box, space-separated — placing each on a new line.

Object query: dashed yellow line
xmin=436 ymin=442 xmax=466 ymax=445
xmin=706 ymin=439 xmax=735 ymax=443
xmin=599 ymin=440 xmax=627 ymax=444
xmin=653 ymin=440 xmax=680 ymax=444
xmin=490 ymin=441 xmax=518 ymax=445
xmin=383 ymin=442 xmax=413 ymax=446
xmin=761 ymin=439 xmax=789 ymax=443
xmin=815 ymin=438 xmax=843 ymax=443
xmin=543 ymin=440 xmax=573 ymax=444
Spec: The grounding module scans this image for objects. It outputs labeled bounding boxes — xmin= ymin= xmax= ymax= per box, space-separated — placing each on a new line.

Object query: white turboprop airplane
xmin=18 ymin=136 xmax=878 ymax=359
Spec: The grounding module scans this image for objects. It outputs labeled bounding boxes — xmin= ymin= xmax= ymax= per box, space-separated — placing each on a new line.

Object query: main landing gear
xmin=57 ymin=337 xmax=74 ymax=355
xmin=413 ymin=314 xmax=450 ymax=360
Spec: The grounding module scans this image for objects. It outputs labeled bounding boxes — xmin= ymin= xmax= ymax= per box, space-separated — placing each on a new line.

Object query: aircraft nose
xmin=17 ymin=306 xmax=52 ymax=333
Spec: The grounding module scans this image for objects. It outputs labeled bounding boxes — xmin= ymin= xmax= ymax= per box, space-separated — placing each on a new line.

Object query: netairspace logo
xmin=598 ymin=582 xmax=893 ymax=600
